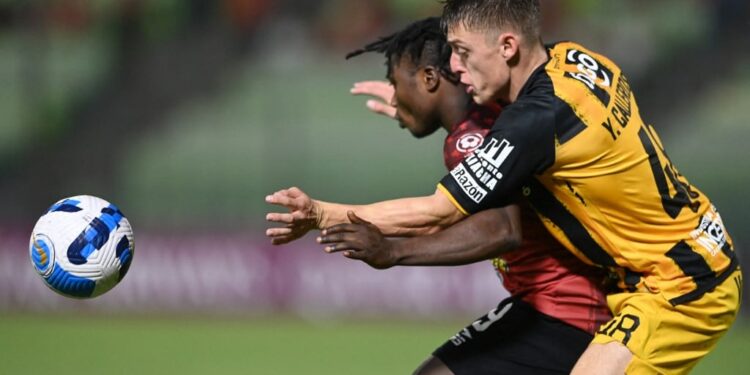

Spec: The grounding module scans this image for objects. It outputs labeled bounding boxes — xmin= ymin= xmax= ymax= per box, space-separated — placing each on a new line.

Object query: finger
xmin=265 ymin=193 xmax=296 ymax=208
xmin=351 ymin=80 xmax=387 ymax=89
xmin=266 ymin=188 xmax=288 ymax=196
xmin=366 ymin=100 xmax=397 ymax=118
xmin=322 ymin=241 xmax=359 ymax=254
xmin=317 ymin=232 xmax=347 ymax=245
xmin=291 ymin=210 xmax=311 ymax=221
xmin=265 ymin=191 xmax=284 ymax=203
xmin=322 ymin=240 xmax=366 ymax=254
xmin=319 ymin=223 xmax=362 ymax=236
xmin=346 ymin=211 xmax=372 ymax=225
xmin=266 ymin=212 xmax=295 ymax=224
xmin=318 ymin=231 xmax=365 ymax=247
xmin=351 ymin=81 xmax=393 ymax=100
xmin=286 ymin=186 xmax=304 ymax=198
xmin=356 ymin=81 xmax=393 ymax=96
xmin=342 ymin=250 xmax=366 ymax=259
xmin=266 ymin=227 xmax=292 ymax=237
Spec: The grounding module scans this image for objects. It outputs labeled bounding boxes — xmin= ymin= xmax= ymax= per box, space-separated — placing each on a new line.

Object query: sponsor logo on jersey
xmin=450 ymin=164 xmax=487 ymax=203
xmin=456 ymin=133 xmax=484 ymax=153
xmin=477 ymin=138 xmax=514 ymax=169
xmin=564 ymin=48 xmax=613 ymax=106
xmin=459 ymin=137 xmax=514 ymax=195
xmin=691 ymin=205 xmax=728 ymax=256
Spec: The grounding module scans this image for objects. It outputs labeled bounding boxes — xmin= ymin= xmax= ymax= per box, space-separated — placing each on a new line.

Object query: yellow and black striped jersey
xmin=439 ymin=41 xmax=737 ymax=305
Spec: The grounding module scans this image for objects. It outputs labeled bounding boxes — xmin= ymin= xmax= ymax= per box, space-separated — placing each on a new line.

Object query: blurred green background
xmin=0 ymin=0 xmax=748 ymax=373
xmin=1 ymin=0 xmax=747 ymax=231
xmin=0 ymin=315 xmax=748 ymax=374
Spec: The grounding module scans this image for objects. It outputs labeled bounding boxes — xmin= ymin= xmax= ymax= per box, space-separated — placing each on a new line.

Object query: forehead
xmin=389 ymin=54 xmax=418 ymax=79
xmin=446 ymin=23 xmax=484 ymax=46
xmin=446 ymin=22 xmax=495 ymax=47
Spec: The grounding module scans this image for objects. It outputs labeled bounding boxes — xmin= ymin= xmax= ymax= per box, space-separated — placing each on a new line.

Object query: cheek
xmin=466 ymin=67 xmax=484 ymax=89
xmin=395 ymin=92 xmax=411 ymax=116
xmin=395 ymin=93 xmax=417 ymax=123
xmin=471 ymin=61 xmax=498 ymax=88
xmin=396 ymin=96 xmax=432 ymax=133
xmin=466 ymin=60 xmax=484 ymax=81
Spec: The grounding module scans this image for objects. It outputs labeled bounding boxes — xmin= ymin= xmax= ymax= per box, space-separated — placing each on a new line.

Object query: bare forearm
xmin=316 ymin=189 xmax=464 ymax=237
xmin=388 ymin=206 xmax=522 ymax=266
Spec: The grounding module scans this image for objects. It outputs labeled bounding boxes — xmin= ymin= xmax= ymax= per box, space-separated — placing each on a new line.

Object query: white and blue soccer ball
xmin=29 ymin=195 xmax=135 ymax=298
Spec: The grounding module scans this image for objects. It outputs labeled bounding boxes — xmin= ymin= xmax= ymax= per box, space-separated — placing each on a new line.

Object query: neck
xmin=508 ymin=42 xmax=549 ymax=102
xmin=439 ymin=84 xmax=474 ymax=132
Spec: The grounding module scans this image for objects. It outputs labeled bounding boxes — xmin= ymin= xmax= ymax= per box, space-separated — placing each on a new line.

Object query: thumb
xmin=347 ymin=211 xmax=371 ymax=225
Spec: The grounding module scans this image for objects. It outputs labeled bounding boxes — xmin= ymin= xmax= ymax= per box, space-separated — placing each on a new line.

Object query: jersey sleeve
xmin=438 ymin=98 xmax=556 ymax=214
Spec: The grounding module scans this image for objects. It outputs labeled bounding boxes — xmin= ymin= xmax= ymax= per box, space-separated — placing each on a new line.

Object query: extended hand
xmin=350 ymin=81 xmax=397 ymax=119
xmin=318 ymin=211 xmax=398 ymax=269
xmin=265 ymin=187 xmax=320 ymax=245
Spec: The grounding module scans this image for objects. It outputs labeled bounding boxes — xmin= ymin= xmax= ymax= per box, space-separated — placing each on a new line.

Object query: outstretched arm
xmin=265 ymin=186 xmax=465 ymax=245
xmin=317 ymin=207 xmax=522 ymax=269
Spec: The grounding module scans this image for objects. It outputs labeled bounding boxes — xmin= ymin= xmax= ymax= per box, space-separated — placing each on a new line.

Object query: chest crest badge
xmin=456 ymin=133 xmax=484 ymax=153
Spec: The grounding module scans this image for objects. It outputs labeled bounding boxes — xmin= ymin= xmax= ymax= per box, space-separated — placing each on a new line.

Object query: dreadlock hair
xmin=441 ymin=0 xmax=541 ymax=44
xmin=346 ymin=17 xmax=458 ymax=84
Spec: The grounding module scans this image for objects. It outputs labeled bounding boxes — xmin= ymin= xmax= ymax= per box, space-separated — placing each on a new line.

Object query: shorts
xmin=592 ymin=269 xmax=743 ymax=374
xmin=433 ymin=297 xmax=593 ymax=375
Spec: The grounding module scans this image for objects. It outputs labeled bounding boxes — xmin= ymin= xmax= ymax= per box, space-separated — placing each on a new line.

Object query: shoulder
xmin=546 ymin=41 xmax=620 ymax=77
xmin=493 ymin=70 xmax=557 ymax=141
xmin=484 ymin=89 xmax=557 ymax=174
xmin=544 ymin=41 xmax=623 ymax=109
xmin=443 ymin=108 xmax=496 ymax=170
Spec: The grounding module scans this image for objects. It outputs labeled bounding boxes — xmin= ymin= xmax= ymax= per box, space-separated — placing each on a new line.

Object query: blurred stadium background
xmin=0 ymin=0 xmax=748 ymax=373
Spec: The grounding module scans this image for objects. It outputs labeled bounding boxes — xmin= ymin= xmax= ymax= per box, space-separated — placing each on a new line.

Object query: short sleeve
xmin=438 ymin=98 xmax=556 ymax=214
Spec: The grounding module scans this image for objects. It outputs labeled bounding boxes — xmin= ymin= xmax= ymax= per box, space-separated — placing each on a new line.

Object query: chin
xmin=472 ymin=94 xmax=492 ymax=105
xmin=473 ymin=88 xmax=502 ymax=106
xmin=410 ymin=126 xmax=440 ymax=139
xmin=410 ymin=130 xmax=432 ymax=139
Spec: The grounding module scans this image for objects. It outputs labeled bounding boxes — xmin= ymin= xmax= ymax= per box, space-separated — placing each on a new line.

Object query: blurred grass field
xmin=1 ymin=314 xmax=748 ymax=374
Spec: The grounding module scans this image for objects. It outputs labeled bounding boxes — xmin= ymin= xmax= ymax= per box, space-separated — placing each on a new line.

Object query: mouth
xmin=460 ymin=79 xmax=475 ymax=94
xmin=395 ymin=113 xmax=407 ymax=129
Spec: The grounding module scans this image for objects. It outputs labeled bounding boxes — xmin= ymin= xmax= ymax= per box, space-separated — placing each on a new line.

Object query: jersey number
xmin=597 ymin=313 xmax=640 ymax=346
xmin=638 ymin=125 xmax=700 ymax=219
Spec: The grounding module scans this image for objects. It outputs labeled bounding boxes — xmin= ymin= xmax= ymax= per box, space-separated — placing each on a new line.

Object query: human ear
xmin=497 ymin=32 xmax=520 ymax=61
xmin=422 ymin=66 xmax=440 ymax=92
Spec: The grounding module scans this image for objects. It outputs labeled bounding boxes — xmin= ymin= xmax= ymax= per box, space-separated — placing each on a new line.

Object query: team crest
xmin=492 ymin=257 xmax=509 ymax=273
xmin=456 ymin=133 xmax=484 ymax=153
xmin=492 ymin=257 xmax=508 ymax=284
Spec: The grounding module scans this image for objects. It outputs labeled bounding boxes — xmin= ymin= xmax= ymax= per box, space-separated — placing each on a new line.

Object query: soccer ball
xmin=29 ymin=195 xmax=135 ymax=298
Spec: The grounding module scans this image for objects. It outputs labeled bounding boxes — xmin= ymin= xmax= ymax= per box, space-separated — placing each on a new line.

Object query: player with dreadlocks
xmin=268 ymin=17 xmax=612 ymax=375
xmin=345 ymin=17 xmax=472 ymax=141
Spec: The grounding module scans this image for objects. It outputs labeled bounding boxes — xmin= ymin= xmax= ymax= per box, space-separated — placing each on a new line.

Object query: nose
xmin=450 ymin=52 xmax=465 ymax=75
xmin=389 ymin=94 xmax=401 ymax=121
